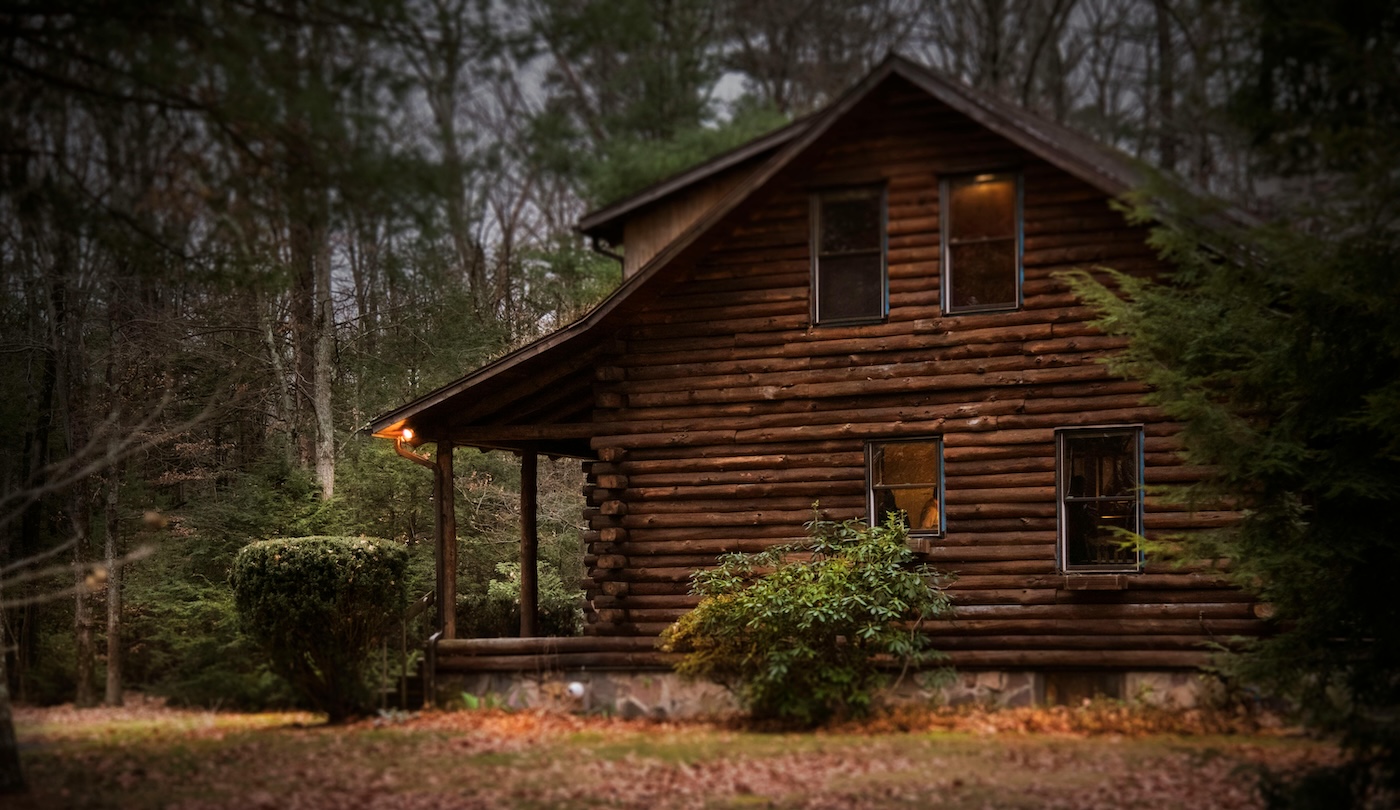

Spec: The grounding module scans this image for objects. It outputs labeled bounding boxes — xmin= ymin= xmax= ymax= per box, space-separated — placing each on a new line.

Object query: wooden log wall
xmin=577 ymin=81 xmax=1263 ymax=670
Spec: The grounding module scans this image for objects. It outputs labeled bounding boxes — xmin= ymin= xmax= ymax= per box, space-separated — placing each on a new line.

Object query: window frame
xmin=939 ymin=171 xmax=1024 ymax=315
xmin=1055 ymin=425 xmax=1145 ymax=574
xmin=865 ymin=436 xmax=945 ymax=539
xmin=810 ymin=185 xmax=889 ymax=326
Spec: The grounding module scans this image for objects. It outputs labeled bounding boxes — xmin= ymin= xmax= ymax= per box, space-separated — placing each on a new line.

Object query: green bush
xmin=125 ymin=579 xmax=295 ymax=710
xmin=457 ymin=561 xmax=584 ymax=638
xmin=231 ymin=536 xmax=408 ymax=722
xmin=661 ymin=515 xmax=953 ymax=726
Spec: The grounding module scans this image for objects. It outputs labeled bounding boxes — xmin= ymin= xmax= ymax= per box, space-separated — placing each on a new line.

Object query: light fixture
xmin=973 ymin=173 xmax=997 ymax=183
xmin=393 ymin=427 xmax=433 ymax=469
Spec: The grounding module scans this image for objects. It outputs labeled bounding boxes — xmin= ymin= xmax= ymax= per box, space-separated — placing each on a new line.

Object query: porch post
xmin=520 ymin=450 xmax=539 ymax=637
xmin=434 ymin=441 xmax=457 ymax=639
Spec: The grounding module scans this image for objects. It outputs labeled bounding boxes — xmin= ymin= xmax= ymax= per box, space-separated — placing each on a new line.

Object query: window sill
xmin=1058 ymin=574 xmax=1130 ymax=591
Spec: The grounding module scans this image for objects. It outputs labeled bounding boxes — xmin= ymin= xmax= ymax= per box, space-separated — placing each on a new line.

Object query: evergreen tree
xmin=1069 ymin=2 xmax=1400 ymax=800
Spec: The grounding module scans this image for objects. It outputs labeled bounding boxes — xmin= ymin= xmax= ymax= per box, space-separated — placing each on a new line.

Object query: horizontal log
xmin=941 ymin=472 xmax=1053 ymax=490
xmin=436 ymin=636 xmax=658 ymax=655
xmin=927 ymin=543 xmax=1054 ymax=562
xmin=624 ymin=439 xmax=860 ymax=461
xmin=624 ymin=482 xmax=856 ymax=501
xmin=945 ymin=588 xmax=1253 ymax=606
xmin=603 ymin=387 xmax=1150 ymax=432
xmin=618 ymin=348 xmax=1112 ymax=395
xmin=619 ymin=537 xmax=797 ymax=556
xmin=618 ymin=608 xmax=689 ymax=623
xmin=944 ymin=503 xmax=1056 ymax=519
xmin=436 ymin=651 xmax=680 ymax=672
xmin=919 ymin=618 xmax=1263 ymax=636
xmin=936 ymin=530 xmax=1056 ymax=546
xmin=929 ymin=635 xmax=1233 ymax=651
xmin=623 ymin=495 xmax=863 ymax=514
xmin=591 ymin=400 xmax=1171 ymax=445
xmin=621 ymin=452 xmax=863 ymax=474
xmin=947 ymin=602 xmax=1255 ymax=620
xmin=621 ymin=525 xmax=810 ymax=543
xmin=612 ymin=566 xmax=706 ymax=583
xmin=943 ymin=486 xmax=1056 ymax=504
xmin=619 ymin=594 xmax=702 ymax=609
xmin=938 ymin=518 xmax=1057 ymax=533
xmin=611 ymin=554 xmax=718 ymax=569
xmin=620 ymin=507 xmax=862 ymax=529
xmin=947 ymin=573 xmax=1238 ymax=590
xmin=624 ymin=466 xmax=860 ymax=488
xmin=623 ymin=581 xmax=707 ymax=596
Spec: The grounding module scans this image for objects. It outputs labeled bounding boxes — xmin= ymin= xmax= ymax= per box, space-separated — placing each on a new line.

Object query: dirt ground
xmin=10 ymin=696 xmax=1338 ymax=809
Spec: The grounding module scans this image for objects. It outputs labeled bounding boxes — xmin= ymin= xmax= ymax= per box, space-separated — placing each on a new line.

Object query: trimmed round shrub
xmin=231 ymin=536 xmax=407 ymax=722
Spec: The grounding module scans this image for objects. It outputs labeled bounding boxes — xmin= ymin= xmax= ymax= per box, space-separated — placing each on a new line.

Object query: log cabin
xmin=370 ymin=55 xmax=1263 ymax=710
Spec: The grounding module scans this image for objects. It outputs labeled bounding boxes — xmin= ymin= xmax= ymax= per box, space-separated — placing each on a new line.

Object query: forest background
xmin=0 ymin=0 xmax=1388 ymax=716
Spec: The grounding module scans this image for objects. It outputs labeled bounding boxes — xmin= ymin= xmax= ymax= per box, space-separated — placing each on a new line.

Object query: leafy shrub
xmin=231 ymin=536 xmax=408 ymax=722
xmin=457 ymin=561 xmax=584 ymax=638
xmin=661 ymin=515 xmax=953 ymax=726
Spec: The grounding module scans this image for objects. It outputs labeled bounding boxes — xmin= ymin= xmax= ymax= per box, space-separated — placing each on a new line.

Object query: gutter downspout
xmin=394 ymin=437 xmax=434 ymax=469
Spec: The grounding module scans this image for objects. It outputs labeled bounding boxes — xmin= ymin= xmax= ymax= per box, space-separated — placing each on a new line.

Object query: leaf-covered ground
xmin=12 ymin=696 xmax=1336 ymax=809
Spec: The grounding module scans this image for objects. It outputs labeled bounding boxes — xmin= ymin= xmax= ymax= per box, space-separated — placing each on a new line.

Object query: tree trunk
xmin=0 ymin=603 xmax=26 ymax=795
xmin=72 ymin=510 xmax=96 ymax=709
xmin=103 ymin=468 xmax=122 ymax=707
xmin=1153 ymin=0 xmax=1178 ymax=171
xmin=312 ymin=234 xmax=335 ymax=501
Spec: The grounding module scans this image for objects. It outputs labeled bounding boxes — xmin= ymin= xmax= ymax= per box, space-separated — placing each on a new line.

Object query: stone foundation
xmin=435 ymin=669 xmax=1213 ymax=719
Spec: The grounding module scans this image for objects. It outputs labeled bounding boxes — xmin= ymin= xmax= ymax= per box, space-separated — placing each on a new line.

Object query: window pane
xmin=949 ymin=177 xmax=1015 ymax=240
xmin=821 ymin=195 xmax=881 ymax=253
xmin=874 ymin=442 xmax=940 ymax=486
xmin=1065 ymin=434 xmax=1137 ymax=497
xmin=817 ymin=254 xmax=883 ymax=321
xmin=870 ymin=439 xmax=941 ymax=535
xmin=1066 ymin=498 xmax=1138 ymax=566
xmin=948 ymin=241 xmax=1017 ymax=309
xmin=874 ymin=487 xmax=940 ymax=531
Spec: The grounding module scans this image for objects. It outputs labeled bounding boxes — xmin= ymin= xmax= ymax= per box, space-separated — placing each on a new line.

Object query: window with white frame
xmin=812 ymin=187 xmax=887 ymax=324
xmin=1056 ymin=426 xmax=1143 ymax=572
xmin=867 ymin=438 xmax=944 ymax=537
xmin=941 ymin=172 xmax=1022 ymax=313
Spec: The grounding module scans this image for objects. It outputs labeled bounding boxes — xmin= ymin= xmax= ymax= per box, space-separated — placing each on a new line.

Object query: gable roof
xmin=368 ymin=54 xmax=1166 ymax=455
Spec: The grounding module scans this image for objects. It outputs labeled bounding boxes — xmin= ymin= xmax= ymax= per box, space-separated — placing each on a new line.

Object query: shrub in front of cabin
xmin=231 ymin=536 xmax=407 ymax=722
xmin=661 ymin=515 xmax=953 ymax=726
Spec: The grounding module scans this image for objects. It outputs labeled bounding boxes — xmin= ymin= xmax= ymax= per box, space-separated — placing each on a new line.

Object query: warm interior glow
xmin=401 ymin=427 xmax=414 ymax=441
xmin=973 ymin=173 xmax=997 ymax=183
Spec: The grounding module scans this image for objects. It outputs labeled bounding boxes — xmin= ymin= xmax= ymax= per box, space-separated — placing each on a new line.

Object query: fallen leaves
xmin=10 ymin=698 xmax=1338 ymax=810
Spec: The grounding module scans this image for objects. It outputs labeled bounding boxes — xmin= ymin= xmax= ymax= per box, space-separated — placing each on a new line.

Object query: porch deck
xmin=430 ymin=635 xmax=679 ymax=674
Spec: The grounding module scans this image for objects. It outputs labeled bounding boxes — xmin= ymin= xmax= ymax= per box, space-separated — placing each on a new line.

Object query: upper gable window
xmin=941 ymin=172 xmax=1022 ymax=314
xmin=812 ymin=187 xmax=887 ymax=325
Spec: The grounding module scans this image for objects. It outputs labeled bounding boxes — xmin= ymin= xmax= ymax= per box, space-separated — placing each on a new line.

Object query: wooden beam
xmin=435 ymin=441 xmax=457 ymax=640
xmin=520 ymin=451 xmax=539 ymax=638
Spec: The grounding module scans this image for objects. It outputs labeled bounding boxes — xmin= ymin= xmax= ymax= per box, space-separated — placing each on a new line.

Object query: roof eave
xmin=575 ymin=115 xmax=813 ymax=240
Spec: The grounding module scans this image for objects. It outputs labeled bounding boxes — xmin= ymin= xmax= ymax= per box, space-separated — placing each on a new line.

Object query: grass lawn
xmin=11 ymin=697 xmax=1335 ymax=809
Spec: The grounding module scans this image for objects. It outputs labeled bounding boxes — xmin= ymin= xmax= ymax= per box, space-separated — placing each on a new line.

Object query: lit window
xmin=1056 ymin=427 xmax=1143 ymax=572
xmin=867 ymin=438 xmax=943 ymax=537
xmin=941 ymin=172 xmax=1021 ymax=313
xmin=812 ymin=187 xmax=886 ymax=324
